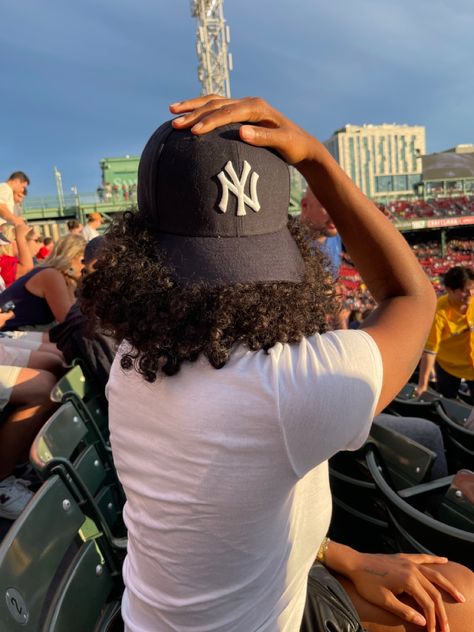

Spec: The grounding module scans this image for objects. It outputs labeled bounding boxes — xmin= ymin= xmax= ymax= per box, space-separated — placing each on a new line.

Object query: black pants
xmin=435 ymin=362 xmax=474 ymax=399
xmin=300 ymin=564 xmax=366 ymax=632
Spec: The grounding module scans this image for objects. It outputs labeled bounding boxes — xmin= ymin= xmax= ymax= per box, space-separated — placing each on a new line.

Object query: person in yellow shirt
xmin=417 ymin=266 xmax=474 ymax=399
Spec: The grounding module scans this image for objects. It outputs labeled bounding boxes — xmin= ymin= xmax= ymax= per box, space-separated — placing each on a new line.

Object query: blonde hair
xmin=40 ymin=234 xmax=86 ymax=277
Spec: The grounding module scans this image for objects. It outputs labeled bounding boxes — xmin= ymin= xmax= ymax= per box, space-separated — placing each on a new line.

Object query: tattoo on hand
xmin=364 ymin=567 xmax=388 ymax=578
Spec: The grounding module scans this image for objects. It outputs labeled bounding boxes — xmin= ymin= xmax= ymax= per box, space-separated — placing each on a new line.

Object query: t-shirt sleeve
xmin=0 ymin=184 xmax=11 ymax=207
xmin=424 ymin=311 xmax=443 ymax=354
xmin=274 ymin=330 xmax=383 ymax=478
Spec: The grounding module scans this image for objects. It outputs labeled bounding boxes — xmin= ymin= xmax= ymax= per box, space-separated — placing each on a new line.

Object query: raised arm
xmin=170 ymin=96 xmax=436 ymax=413
xmin=14 ymin=224 xmax=34 ymax=278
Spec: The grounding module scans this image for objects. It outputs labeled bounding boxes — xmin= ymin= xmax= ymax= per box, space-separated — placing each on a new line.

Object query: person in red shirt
xmin=0 ymin=224 xmax=35 ymax=287
xmin=36 ymin=236 xmax=54 ymax=260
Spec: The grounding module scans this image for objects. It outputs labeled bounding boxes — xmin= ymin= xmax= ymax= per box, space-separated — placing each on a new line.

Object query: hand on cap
xmin=170 ymin=95 xmax=319 ymax=166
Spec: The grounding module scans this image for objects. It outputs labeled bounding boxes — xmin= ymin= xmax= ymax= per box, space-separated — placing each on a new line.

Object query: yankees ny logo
xmin=217 ymin=160 xmax=261 ymax=216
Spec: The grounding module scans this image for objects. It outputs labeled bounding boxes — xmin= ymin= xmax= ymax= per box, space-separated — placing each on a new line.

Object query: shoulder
xmin=269 ymin=330 xmax=383 ymax=390
xmin=28 ymin=267 xmax=66 ymax=287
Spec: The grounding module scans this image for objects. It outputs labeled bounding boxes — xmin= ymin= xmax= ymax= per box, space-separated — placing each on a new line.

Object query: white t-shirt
xmin=82 ymin=224 xmax=99 ymax=241
xmin=0 ymin=182 xmax=14 ymax=226
xmin=107 ymin=330 xmax=383 ymax=632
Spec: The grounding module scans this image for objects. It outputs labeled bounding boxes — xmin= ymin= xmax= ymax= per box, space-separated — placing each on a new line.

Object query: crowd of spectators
xmin=377 ymin=195 xmax=474 ymax=220
xmin=96 ymin=182 xmax=137 ymax=204
xmin=338 ymin=237 xmax=473 ymax=308
xmin=0 ymin=176 xmax=113 ymax=519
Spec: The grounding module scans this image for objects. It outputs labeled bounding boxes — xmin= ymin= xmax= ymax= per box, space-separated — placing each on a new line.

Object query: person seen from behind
xmin=416 ymin=266 xmax=474 ymax=399
xmin=67 ymin=219 xmax=83 ymax=235
xmin=82 ymin=95 xmax=473 ymax=632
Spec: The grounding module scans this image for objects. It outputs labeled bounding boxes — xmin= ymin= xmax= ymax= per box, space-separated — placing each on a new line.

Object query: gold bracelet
xmin=316 ymin=536 xmax=330 ymax=565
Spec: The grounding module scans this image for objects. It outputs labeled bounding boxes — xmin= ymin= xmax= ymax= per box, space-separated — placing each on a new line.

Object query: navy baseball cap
xmin=137 ymin=121 xmax=304 ymax=285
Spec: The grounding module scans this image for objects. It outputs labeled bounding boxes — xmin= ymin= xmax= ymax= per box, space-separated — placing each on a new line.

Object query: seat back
xmin=369 ymin=423 xmax=437 ymax=490
xmin=30 ymin=402 xmax=126 ymax=546
xmin=436 ymin=469 xmax=474 ymax=532
xmin=365 ymin=447 xmax=474 ymax=568
xmin=329 ymin=449 xmax=390 ymax=552
xmin=0 ymin=476 xmax=119 ymax=631
xmin=51 ymin=365 xmax=109 ymax=438
xmin=434 ymin=401 xmax=474 ymax=470
xmin=386 ymin=383 xmax=440 ymax=422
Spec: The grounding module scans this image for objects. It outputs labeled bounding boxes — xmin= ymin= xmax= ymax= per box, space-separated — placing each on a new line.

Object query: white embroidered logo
xmin=217 ymin=160 xmax=261 ymax=216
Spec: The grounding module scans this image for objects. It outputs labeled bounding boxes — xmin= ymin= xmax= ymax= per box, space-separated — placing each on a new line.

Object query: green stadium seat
xmin=0 ymin=475 xmax=122 ymax=631
xmin=51 ymin=364 xmax=109 ymax=440
xmin=30 ymin=402 xmax=126 ymax=550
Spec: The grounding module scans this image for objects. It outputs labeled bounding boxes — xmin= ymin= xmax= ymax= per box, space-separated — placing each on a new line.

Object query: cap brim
xmin=156 ymin=227 xmax=305 ymax=286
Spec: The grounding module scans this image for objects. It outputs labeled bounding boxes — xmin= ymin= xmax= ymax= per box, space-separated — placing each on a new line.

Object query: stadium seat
xmin=51 ymin=364 xmax=109 ymax=439
xmin=365 ymin=445 xmax=474 ymax=568
xmin=369 ymin=422 xmax=438 ymax=490
xmin=0 ymin=475 xmax=122 ymax=631
xmin=433 ymin=399 xmax=474 ymax=471
xmin=435 ymin=469 xmax=474 ymax=532
xmin=329 ymin=448 xmax=390 ymax=552
xmin=385 ymin=383 xmax=440 ymax=421
xmin=30 ymin=402 xmax=126 ymax=550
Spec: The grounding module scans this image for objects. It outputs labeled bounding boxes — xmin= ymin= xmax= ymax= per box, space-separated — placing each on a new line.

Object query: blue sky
xmin=1 ymin=0 xmax=473 ymax=197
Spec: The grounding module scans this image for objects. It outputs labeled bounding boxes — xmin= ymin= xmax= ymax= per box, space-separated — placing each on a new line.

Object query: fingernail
xmin=191 ymin=122 xmax=203 ymax=132
xmin=457 ymin=591 xmax=466 ymax=603
xmin=241 ymin=126 xmax=255 ymax=140
xmin=413 ymin=614 xmax=426 ymax=626
xmin=173 ymin=116 xmax=186 ymax=124
xmin=169 ymin=102 xmax=180 ymax=108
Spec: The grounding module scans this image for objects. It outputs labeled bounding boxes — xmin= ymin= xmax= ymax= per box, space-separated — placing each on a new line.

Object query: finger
xmin=172 ymin=99 xmax=244 ymax=131
xmin=419 ymin=576 xmax=450 ymax=632
xmin=169 ymin=94 xmax=226 ymax=113
xmin=381 ymin=591 xmax=427 ymax=629
xmin=420 ymin=565 xmax=466 ymax=603
xmin=404 ymin=576 xmax=443 ymax=632
xmin=173 ymin=98 xmax=280 ymax=135
xmin=398 ymin=553 xmax=448 ymax=566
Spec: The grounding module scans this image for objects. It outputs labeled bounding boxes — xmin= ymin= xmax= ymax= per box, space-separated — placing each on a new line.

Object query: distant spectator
xmin=0 ymin=234 xmax=86 ymax=331
xmin=26 ymin=229 xmax=42 ymax=264
xmin=300 ymin=186 xmax=342 ymax=276
xmin=36 ymin=236 xmax=54 ymax=260
xmin=67 ymin=219 xmax=83 ymax=235
xmin=82 ymin=212 xmax=103 ymax=241
xmin=416 ymin=266 xmax=474 ymax=398
xmin=0 ymin=171 xmax=29 ymax=227
xmin=0 ymin=224 xmax=35 ymax=287
xmin=50 ymin=237 xmax=116 ymax=389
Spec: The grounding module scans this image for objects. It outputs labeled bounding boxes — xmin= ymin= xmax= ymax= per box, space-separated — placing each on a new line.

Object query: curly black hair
xmin=80 ymin=210 xmax=338 ymax=382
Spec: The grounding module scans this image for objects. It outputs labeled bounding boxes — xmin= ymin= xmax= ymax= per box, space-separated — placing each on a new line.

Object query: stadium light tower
xmin=191 ymin=0 xmax=233 ymax=98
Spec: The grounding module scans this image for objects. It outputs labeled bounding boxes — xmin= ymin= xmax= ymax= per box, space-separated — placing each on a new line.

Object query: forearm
xmin=15 ymin=238 xmax=34 ymax=276
xmin=322 ymin=540 xmax=361 ymax=577
xmin=298 ymin=145 xmax=433 ymax=306
xmin=418 ymin=351 xmax=436 ymax=389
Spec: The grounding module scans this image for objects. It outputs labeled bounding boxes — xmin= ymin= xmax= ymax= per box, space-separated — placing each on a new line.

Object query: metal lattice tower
xmin=191 ymin=0 xmax=232 ymax=98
